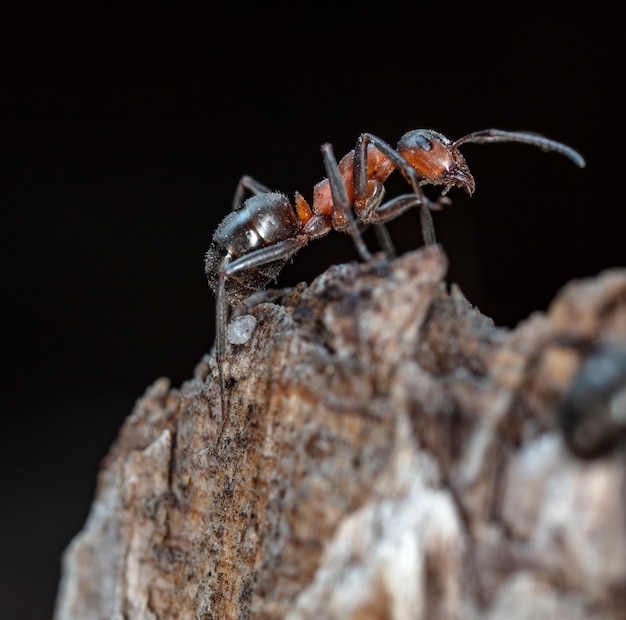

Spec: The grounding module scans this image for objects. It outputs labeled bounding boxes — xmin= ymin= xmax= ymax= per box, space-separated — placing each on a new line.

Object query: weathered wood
xmin=54 ymin=245 xmax=626 ymax=619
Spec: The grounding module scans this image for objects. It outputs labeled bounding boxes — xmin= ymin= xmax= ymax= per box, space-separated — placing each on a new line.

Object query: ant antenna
xmin=453 ymin=129 xmax=586 ymax=168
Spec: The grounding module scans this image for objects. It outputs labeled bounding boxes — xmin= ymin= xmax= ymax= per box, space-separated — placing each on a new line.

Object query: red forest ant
xmin=204 ymin=128 xmax=585 ymax=450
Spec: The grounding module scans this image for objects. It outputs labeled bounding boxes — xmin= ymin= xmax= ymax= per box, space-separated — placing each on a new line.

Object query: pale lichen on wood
xmin=54 ymin=245 xmax=626 ymax=619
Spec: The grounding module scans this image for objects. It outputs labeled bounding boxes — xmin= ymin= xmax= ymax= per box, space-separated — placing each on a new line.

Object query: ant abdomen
xmin=205 ymin=192 xmax=298 ymax=305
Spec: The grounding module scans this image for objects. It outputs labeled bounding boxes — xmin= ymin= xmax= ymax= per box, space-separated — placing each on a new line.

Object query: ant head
xmin=397 ymin=129 xmax=476 ymax=196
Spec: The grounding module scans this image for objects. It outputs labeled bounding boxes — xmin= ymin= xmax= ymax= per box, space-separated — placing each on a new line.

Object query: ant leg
xmin=198 ymin=263 xmax=230 ymax=457
xmin=365 ymin=194 xmax=424 ymax=224
xmin=351 ymin=136 xmax=397 ymax=258
xmin=373 ymin=223 xmax=396 ymax=259
xmin=355 ymin=133 xmax=437 ymax=246
xmin=419 ymin=201 xmax=436 ymax=246
xmin=320 ymin=143 xmax=373 ymax=261
xmin=223 ymin=238 xmax=307 ymax=278
xmin=233 ymin=286 xmax=297 ymax=318
xmin=232 ymin=175 xmax=273 ymax=211
xmin=214 ymin=265 xmax=229 ymax=444
xmin=209 ymin=236 xmax=308 ymax=454
xmin=365 ymin=192 xmax=438 ymax=245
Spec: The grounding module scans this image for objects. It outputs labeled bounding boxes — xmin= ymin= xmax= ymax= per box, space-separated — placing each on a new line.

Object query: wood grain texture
xmin=55 ymin=245 xmax=626 ymax=619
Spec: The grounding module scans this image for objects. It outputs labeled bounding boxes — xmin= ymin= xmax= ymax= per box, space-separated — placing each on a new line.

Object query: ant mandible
xmin=204 ymin=128 xmax=585 ymax=449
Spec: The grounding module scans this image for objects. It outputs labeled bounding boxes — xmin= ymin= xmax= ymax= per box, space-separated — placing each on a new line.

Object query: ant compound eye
xmin=397 ymin=129 xmax=450 ymax=155
xmin=400 ymin=130 xmax=433 ymax=151
xmin=412 ymin=134 xmax=433 ymax=151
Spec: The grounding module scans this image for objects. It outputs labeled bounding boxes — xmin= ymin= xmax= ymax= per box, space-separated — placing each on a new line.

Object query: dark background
xmin=1 ymin=19 xmax=620 ymax=619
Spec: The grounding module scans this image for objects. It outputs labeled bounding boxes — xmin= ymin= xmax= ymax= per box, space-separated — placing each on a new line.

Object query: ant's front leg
xmin=320 ymin=143 xmax=373 ymax=262
xmin=354 ymin=133 xmax=437 ymax=246
xmin=232 ymin=175 xmax=273 ymax=211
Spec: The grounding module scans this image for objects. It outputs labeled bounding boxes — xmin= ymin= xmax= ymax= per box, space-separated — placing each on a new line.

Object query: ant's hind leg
xmin=232 ymin=175 xmax=273 ymax=211
xmin=320 ymin=143 xmax=373 ymax=261
xmin=199 ymin=269 xmax=229 ymax=456
xmin=206 ymin=236 xmax=309 ymax=454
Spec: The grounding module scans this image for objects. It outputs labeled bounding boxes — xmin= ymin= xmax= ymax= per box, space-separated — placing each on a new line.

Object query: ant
xmin=204 ymin=128 xmax=585 ymax=451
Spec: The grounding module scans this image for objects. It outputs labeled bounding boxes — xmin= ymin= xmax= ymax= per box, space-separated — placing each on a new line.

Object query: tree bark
xmin=54 ymin=245 xmax=626 ymax=620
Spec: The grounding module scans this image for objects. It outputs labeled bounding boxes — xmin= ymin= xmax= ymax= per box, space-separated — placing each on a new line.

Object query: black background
xmin=2 ymin=19 xmax=621 ymax=619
